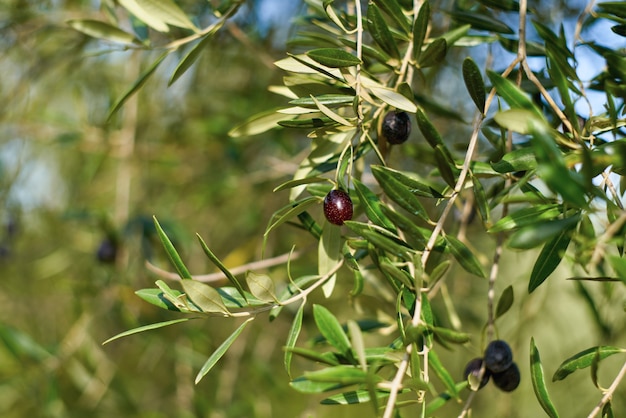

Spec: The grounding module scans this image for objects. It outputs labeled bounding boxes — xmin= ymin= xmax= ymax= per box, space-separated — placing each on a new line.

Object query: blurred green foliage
xmin=0 ymin=1 xmax=625 ymax=417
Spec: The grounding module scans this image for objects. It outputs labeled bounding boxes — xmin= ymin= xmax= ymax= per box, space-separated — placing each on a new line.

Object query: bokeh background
xmin=1 ymin=1 xmax=625 ymax=417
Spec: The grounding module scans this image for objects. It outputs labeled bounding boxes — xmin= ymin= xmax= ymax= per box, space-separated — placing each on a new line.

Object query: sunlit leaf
xmin=487 ymin=71 xmax=543 ymax=117
xmin=489 ymin=204 xmax=562 ymax=233
xmin=313 ymin=304 xmax=352 ymax=358
xmin=181 ymin=280 xmax=229 ymax=314
xmin=135 ymin=288 xmax=181 ymax=312
xmin=103 ymin=318 xmax=191 ymax=345
xmin=153 ymin=216 xmax=191 ymax=279
xmin=169 ymin=32 xmax=215 ymax=86
xmin=319 ymin=221 xmax=342 ymax=297
xmin=304 ymin=365 xmax=373 ymax=385
xmin=530 ymin=338 xmax=560 ymax=418
xmin=67 ymin=19 xmax=140 ymax=44
xmin=368 ymin=86 xmax=418 ymax=113
xmin=142 ymin=0 xmax=197 ymax=30
xmin=229 ymin=108 xmax=293 ymax=137
xmin=552 ymin=346 xmax=626 ymax=381
xmin=245 ymin=272 xmax=277 ymax=302
xmin=530 ymin=120 xmax=587 ymax=208
xmin=197 ymin=233 xmax=247 ymax=301
xmin=195 ymin=318 xmax=254 ymax=384
xmin=508 ymin=214 xmax=580 ymax=249
xmin=284 ymin=301 xmax=305 ymax=378
xmin=107 ymin=52 xmax=168 ymax=121
xmin=491 ymin=147 xmax=537 ymax=174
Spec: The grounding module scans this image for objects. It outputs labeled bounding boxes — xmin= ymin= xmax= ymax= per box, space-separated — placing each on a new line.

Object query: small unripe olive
xmin=492 ymin=362 xmax=521 ymax=392
xmin=97 ymin=238 xmax=117 ymax=264
xmin=463 ymin=357 xmax=490 ymax=391
xmin=323 ymin=190 xmax=353 ymax=225
xmin=381 ymin=111 xmax=411 ymax=144
xmin=484 ymin=340 xmax=514 ymax=373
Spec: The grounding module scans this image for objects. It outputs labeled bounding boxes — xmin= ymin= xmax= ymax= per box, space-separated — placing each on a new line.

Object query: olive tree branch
xmin=145 ymin=248 xmax=307 ymax=282
xmin=588 ymin=359 xmax=626 ymax=418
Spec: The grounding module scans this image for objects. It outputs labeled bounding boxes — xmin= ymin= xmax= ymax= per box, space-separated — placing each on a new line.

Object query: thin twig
xmin=145 ymin=248 xmax=307 ymax=282
xmin=588 ymin=359 xmax=626 ymax=418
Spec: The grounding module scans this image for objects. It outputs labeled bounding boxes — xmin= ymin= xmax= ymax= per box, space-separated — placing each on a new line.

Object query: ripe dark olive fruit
xmin=484 ymin=340 xmax=514 ymax=373
xmin=323 ymin=190 xmax=353 ymax=226
xmin=492 ymin=362 xmax=521 ymax=392
xmin=463 ymin=357 xmax=491 ymax=390
xmin=381 ymin=111 xmax=411 ymax=144
xmin=97 ymin=238 xmax=117 ymax=264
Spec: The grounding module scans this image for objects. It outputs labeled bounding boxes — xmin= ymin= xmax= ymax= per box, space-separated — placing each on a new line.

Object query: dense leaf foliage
xmin=3 ymin=0 xmax=626 ymax=416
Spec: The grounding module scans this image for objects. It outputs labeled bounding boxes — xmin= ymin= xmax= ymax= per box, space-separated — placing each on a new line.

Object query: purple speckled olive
xmin=381 ymin=111 xmax=411 ymax=144
xmin=323 ymin=190 xmax=353 ymax=225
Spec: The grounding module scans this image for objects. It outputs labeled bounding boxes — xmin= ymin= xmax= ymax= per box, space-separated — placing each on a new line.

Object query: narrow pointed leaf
xmin=489 ymin=204 xmax=562 ymax=232
xmin=169 ymin=31 xmax=216 ymax=86
xmin=444 ymin=235 xmax=486 ymax=277
xmin=118 ymin=0 xmax=169 ymax=32
xmin=462 ymin=57 xmax=486 ymax=113
xmin=428 ymin=349 xmax=459 ymax=399
xmin=319 ymin=221 xmax=342 ymax=297
xmin=229 ymin=108 xmax=293 ymax=137
xmin=425 ymin=382 xmax=468 ymax=415
xmin=491 ymin=147 xmax=537 ymax=173
xmin=313 ymin=304 xmax=352 ymax=357
xmin=135 ymin=288 xmax=181 ymax=311
xmin=195 ymin=318 xmax=254 ymax=384
xmin=487 ymin=71 xmax=543 ymax=117
xmin=450 ymin=10 xmax=514 ymax=34
xmin=419 ymin=38 xmax=447 ymax=68
xmin=415 ymin=107 xmax=445 ymax=148
xmin=508 ymin=214 xmax=580 ymax=249
xmin=495 ymin=285 xmax=514 ymax=319
xmin=153 ymin=216 xmax=191 ymax=279
xmin=67 ymin=19 xmax=140 ymax=44
xmin=197 ymin=233 xmax=247 ymax=300
xmin=552 ymin=346 xmax=626 ymax=381
xmin=107 ymin=52 xmax=167 ymax=121
xmin=528 ymin=221 xmax=574 ymax=293
xmin=367 ymin=3 xmax=400 ymax=59
xmin=530 ymin=338 xmax=560 ymax=418
xmin=306 ymin=48 xmax=361 ymax=68
xmin=368 ymin=86 xmax=418 ymax=113
xmin=265 ymin=196 xmax=320 ymax=237
xmin=372 ymin=168 xmax=428 ymax=220
xmin=135 ymin=0 xmax=197 ymax=31
xmin=412 ymin=2 xmax=430 ymax=61
xmin=304 ymin=365 xmax=373 ymax=384
xmin=372 ymin=0 xmax=411 ymax=34
xmin=353 ymin=178 xmax=395 ymax=230
xmin=284 ymin=301 xmax=305 ymax=377
xmin=103 ymin=318 xmax=191 ymax=345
